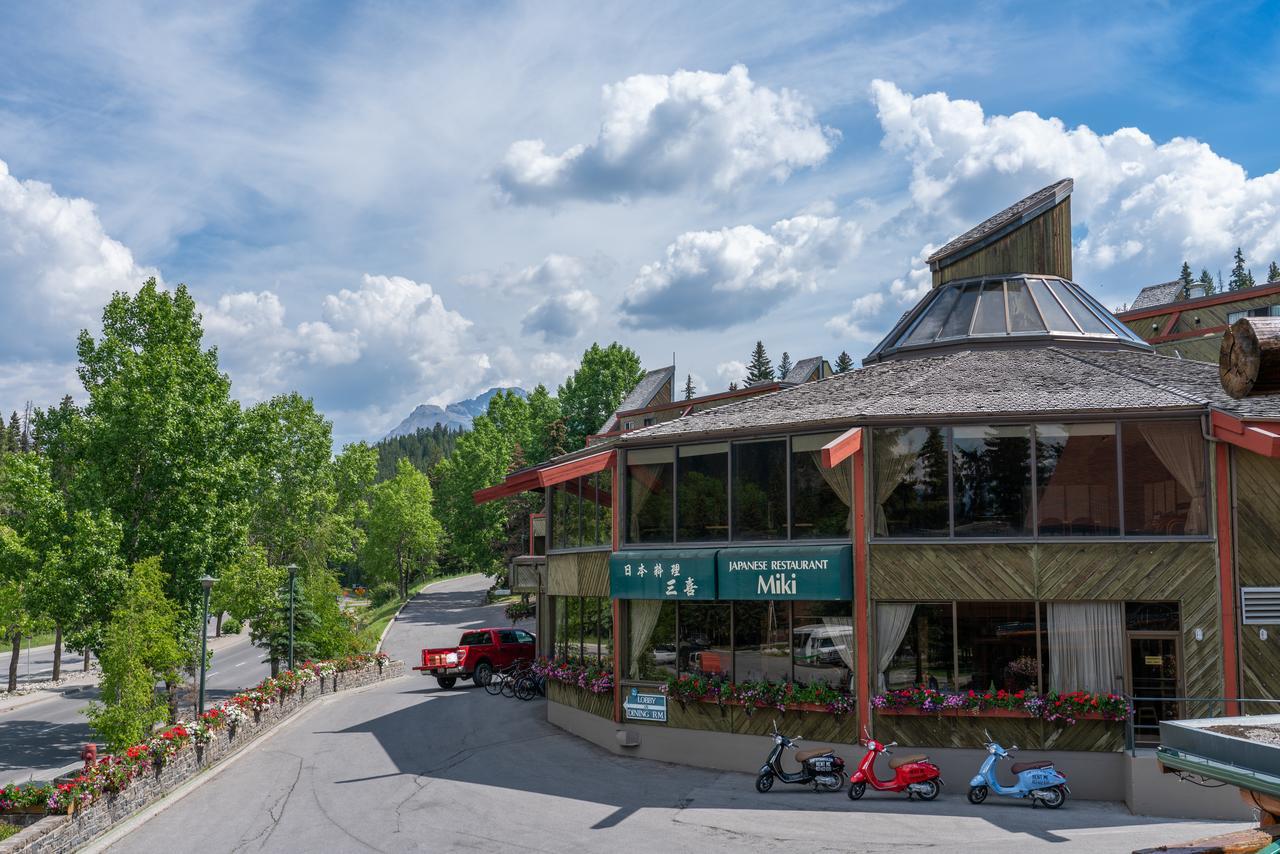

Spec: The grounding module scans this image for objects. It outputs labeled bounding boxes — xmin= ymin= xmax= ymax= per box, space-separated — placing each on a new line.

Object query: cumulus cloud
xmin=460 ymin=253 xmax=613 ymax=295
xmin=521 ymin=288 xmax=601 ymax=340
xmin=715 ymin=360 xmax=746 ymax=388
xmin=495 ymin=65 xmax=837 ymax=204
xmin=621 ymin=213 xmax=862 ymax=330
xmin=870 ymin=80 xmax=1280 ymax=297
xmin=0 ymin=159 xmax=156 ymax=360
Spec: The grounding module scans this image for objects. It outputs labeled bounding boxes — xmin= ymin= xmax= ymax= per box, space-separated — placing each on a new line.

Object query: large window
xmin=677 ymin=443 xmax=728 ymax=541
xmin=549 ymin=475 xmax=612 ymax=550
xmin=626 ymin=448 xmax=673 ymax=544
xmin=873 ymin=427 xmax=950 ymax=537
xmin=879 ymin=601 xmax=1043 ymax=693
xmin=879 ymin=603 xmax=954 ymax=691
xmin=791 ymin=433 xmax=850 ymax=538
xmin=952 ymin=425 xmax=1032 ymax=537
xmin=557 ymin=595 xmax=611 ymax=663
xmin=1121 ymin=422 xmax=1207 ymax=536
xmin=626 ymin=600 xmax=853 ymax=689
xmin=732 ymin=439 xmax=787 ymax=540
xmin=1036 ymin=423 xmax=1118 ymax=536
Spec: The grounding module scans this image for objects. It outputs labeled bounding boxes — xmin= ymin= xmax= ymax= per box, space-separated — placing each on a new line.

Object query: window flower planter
xmin=876 ymin=706 xmax=1110 ymax=722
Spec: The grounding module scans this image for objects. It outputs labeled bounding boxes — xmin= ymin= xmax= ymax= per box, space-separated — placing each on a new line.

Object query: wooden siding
xmin=546 ymin=550 xmax=610 ymax=596
xmin=871 ymin=541 xmax=1221 ymax=714
xmin=1233 ymin=450 xmax=1280 ymax=711
xmin=1152 ymin=335 xmax=1221 ymax=363
xmin=547 ymin=681 xmax=614 ymax=719
xmin=1121 ymin=291 xmax=1280 ymax=361
xmin=933 ymin=199 xmax=1072 ymax=286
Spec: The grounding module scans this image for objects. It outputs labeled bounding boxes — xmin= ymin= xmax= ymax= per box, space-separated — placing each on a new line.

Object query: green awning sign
xmin=716 ymin=545 xmax=852 ymax=601
xmin=609 ymin=550 xmax=716 ymax=600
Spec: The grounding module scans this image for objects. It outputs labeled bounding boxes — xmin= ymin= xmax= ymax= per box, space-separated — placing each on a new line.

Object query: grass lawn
xmin=0 ymin=823 xmax=20 ymax=841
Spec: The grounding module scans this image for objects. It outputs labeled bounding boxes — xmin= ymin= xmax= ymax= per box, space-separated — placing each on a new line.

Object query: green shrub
xmin=369 ymin=582 xmax=400 ymax=608
xmin=221 ymin=617 xmax=243 ymax=635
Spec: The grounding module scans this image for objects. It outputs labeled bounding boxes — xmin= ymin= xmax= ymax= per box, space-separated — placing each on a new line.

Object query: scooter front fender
xmin=968 ymin=773 xmax=986 ymax=788
xmin=849 ymin=768 xmax=868 ymax=783
xmin=758 ymin=763 xmax=775 ymax=777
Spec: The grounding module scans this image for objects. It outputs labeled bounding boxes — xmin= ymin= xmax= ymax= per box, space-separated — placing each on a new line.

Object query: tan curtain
xmin=1047 ymin=602 xmax=1125 ymax=694
xmin=808 ymin=452 xmax=853 ymax=533
xmin=1137 ymin=422 xmax=1207 ymax=534
xmin=875 ymin=604 xmax=916 ymax=691
xmin=819 ymin=616 xmax=856 ymax=693
xmin=627 ymin=599 xmax=663 ymax=679
xmin=873 ymin=432 xmax=917 ymax=537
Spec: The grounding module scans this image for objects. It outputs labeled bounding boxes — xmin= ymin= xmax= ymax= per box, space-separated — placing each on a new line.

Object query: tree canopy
xmin=557 ymin=343 xmax=644 ymax=448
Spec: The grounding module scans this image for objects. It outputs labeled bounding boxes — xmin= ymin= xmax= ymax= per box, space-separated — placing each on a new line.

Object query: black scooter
xmin=755 ymin=720 xmax=847 ymax=793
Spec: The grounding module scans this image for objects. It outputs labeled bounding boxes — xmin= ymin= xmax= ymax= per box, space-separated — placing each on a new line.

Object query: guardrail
xmin=1122 ymin=694 xmax=1279 ymax=756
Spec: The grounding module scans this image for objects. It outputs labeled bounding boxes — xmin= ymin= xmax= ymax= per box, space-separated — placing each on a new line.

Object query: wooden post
xmin=853 ymin=448 xmax=871 ymax=738
xmin=1220 ymin=317 xmax=1280 ymax=398
xmin=1216 ymin=443 xmax=1241 ymax=716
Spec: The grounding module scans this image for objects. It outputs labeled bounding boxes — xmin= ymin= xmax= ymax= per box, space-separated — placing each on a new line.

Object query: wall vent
xmin=1242 ymin=587 xmax=1280 ymax=625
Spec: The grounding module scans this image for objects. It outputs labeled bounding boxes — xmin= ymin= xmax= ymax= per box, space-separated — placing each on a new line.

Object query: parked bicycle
xmin=486 ymin=661 xmax=541 ymax=700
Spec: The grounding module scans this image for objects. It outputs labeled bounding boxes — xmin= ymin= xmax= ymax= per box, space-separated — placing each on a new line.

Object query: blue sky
xmin=1 ymin=1 xmax=1279 ymax=445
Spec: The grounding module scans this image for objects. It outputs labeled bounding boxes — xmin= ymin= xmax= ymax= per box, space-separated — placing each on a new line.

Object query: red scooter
xmin=847 ymin=729 xmax=943 ymax=801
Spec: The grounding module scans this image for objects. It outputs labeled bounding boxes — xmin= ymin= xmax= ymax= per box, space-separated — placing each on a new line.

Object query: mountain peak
xmin=383 ymin=387 xmax=528 ymax=439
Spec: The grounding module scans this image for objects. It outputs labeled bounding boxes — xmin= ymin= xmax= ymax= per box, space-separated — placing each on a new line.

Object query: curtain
xmin=1047 ymin=602 xmax=1125 ymax=694
xmin=626 ymin=464 xmax=665 ymax=542
xmin=1138 ymin=422 xmax=1207 ymax=534
xmin=627 ymin=599 xmax=664 ymax=679
xmin=808 ymin=452 xmax=853 ymax=532
xmin=875 ymin=604 xmax=916 ymax=691
xmin=820 ymin=616 xmax=856 ymax=692
xmin=873 ymin=435 xmax=917 ymax=537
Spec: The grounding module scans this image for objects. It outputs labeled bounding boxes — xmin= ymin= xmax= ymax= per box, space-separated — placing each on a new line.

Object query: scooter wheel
xmin=967 ymin=785 xmax=988 ymax=804
xmin=916 ymin=779 xmax=941 ymax=801
xmin=755 ymin=773 xmax=774 ymax=794
xmin=1040 ymin=785 xmax=1067 ymax=809
xmin=847 ymin=781 xmax=866 ymax=800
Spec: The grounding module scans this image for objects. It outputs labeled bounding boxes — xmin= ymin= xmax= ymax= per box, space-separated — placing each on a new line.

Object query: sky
xmin=2 ymin=0 xmax=1280 ymax=447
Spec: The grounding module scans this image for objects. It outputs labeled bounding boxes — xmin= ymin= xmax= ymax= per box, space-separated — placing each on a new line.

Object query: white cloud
xmin=870 ymin=80 xmax=1280 ymax=300
xmin=459 ymin=253 xmax=613 ymax=295
xmin=495 ymin=65 xmax=837 ymax=204
xmin=621 ymin=213 xmax=862 ymax=330
xmin=0 ymin=159 xmax=156 ymax=360
xmin=716 ymin=360 xmax=746 ymax=388
xmin=522 ymin=288 xmax=601 ymax=340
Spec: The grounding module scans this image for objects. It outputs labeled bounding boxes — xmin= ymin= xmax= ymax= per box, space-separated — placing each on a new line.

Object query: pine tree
xmin=778 ymin=351 xmax=793 ymax=378
xmin=1269 ymin=261 xmax=1280 ymax=283
xmin=728 ymin=382 xmax=739 ymax=392
xmin=1230 ymin=248 xmax=1256 ymax=291
xmin=683 ymin=374 xmax=695 ymax=400
xmin=1179 ymin=261 xmax=1194 ymax=294
xmin=6 ymin=412 xmax=19 ymax=453
xmin=1198 ymin=269 xmax=1217 ymax=296
xmin=745 ymin=341 xmax=775 ymax=384
xmin=834 ymin=351 xmax=854 ymax=373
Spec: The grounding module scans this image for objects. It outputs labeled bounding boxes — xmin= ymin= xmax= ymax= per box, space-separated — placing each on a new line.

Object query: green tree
xmin=1229 ymin=248 xmax=1256 ymax=291
xmin=86 ymin=557 xmax=184 ymax=749
xmin=330 ymin=442 xmax=378 ymax=584
xmin=557 ymin=343 xmax=644 ymax=449
xmin=523 ymin=385 xmax=562 ymax=465
xmin=746 ymin=341 xmax=775 ymax=383
xmin=1178 ymin=261 xmax=1194 ymax=296
xmin=728 ymin=382 xmax=738 ymax=391
xmin=365 ymin=459 xmax=442 ymax=599
xmin=1198 ymin=269 xmax=1217 ymax=296
xmin=213 ymin=545 xmax=286 ymax=642
xmin=1269 ymin=261 xmax=1280 ymax=283
xmin=75 ymin=279 xmax=248 ymax=634
xmin=5 ymin=413 xmax=20 ymax=453
xmin=433 ymin=417 xmax=509 ymax=576
xmin=834 ymin=351 xmax=854 ymax=373
xmin=683 ymin=374 xmax=695 ymax=400
xmin=0 ymin=524 xmax=36 ymax=693
xmin=778 ymin=352 xmax=793 ymax=378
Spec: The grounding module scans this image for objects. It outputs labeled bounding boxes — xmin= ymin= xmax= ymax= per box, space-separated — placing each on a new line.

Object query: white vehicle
xmin=792 ymin=623 xmax=852 ymax=668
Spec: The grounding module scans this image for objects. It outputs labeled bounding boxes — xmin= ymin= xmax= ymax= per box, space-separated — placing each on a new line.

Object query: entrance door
xmin=1127 ymin=635 xmax=1180 ymax=744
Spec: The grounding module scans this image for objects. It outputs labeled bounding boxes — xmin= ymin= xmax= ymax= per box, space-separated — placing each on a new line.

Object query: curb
xmin=0 ymin=678 xmax=100 ymax=716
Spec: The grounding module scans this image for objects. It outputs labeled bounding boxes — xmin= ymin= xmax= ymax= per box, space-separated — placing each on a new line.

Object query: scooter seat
xmin=888 ymin=753 xmax=927 ymax=769
xmin=796 ymin=748 xmax=834 ymax=762
xmin=1010 ymin=760 xmax=1053 ymax=774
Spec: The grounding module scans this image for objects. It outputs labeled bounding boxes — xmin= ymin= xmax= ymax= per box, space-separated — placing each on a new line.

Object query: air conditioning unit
xmin=1241 ymin=587 xmax=1280 ymax=625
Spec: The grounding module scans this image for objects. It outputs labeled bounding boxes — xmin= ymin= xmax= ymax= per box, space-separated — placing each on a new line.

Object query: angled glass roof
xmin=864 ymin=274 xmax=1152 ymax=364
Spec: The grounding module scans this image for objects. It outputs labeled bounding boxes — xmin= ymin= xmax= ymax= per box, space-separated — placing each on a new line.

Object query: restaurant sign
xmin=609 ymin=550 xmax=717 ymax=600
xmin=716 ymin=545 xmax=852 ymax=601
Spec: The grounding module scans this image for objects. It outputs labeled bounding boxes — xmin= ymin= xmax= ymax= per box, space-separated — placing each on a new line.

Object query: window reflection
xmin=628 ymin=600 xmax=676 ymax=680
xmin=733 ymin=601 xmax=791 ymax=682
xmin=953 ymin=425 xmax=1032 ymax=537
xmin=791 ymin=433 xmax=850 ymax=538
xmin=732 ymin=439 xmax=787 ymax=540
xmin=626 ymin=447 xmax=673 ymax=543
xmin=1036 ymin=424 xmax=1118 ymax=535
xmin=679 ymin=603 xmax=732 ymax=678
xmin=793 ymin=601 xmax=853 ymax=691
xmin=956 ymin=602 xmax=1040 ymax=693
xmin=879 ymin=603 xmax=954 ymax=691
xmin=872 ymin=427 xmax=950 ymax=537
xmin=677 ymin=443 xmax=728 ymax=541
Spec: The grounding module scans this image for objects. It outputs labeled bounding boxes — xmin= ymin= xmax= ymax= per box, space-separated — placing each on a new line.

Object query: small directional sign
xmin=623 ymin=687 xmax=667 ymax=722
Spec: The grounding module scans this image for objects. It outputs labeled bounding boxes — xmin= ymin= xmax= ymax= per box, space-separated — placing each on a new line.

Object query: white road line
xmin=234 ymin=662 xmax=245 ymax=667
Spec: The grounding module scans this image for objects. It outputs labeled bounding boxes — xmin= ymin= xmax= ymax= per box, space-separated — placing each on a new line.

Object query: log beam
xmin=1220 ymin=317 xmax=1280 ymax=399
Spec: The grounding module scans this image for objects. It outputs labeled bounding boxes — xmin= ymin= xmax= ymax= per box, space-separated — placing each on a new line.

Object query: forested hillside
xmin=373 ymin=424 xmax=461 ymax=481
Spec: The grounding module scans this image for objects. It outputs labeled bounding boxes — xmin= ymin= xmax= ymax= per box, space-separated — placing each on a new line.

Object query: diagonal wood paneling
xmin=1233 ymin=450 xmax=1280 ymax=712
xmin=547 ymin=550 xmax=611 ymax=597
xmin=871 ymin=544 xmax=1035 ymax=600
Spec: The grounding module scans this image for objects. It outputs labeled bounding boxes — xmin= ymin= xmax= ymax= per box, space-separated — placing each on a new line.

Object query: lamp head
xmin=286 ymin=563 xmax=299 ymax=578
xmin=200 ymin=575 xmax=216 ymax=591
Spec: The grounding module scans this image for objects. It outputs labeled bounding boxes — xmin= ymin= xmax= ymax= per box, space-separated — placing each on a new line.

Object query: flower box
xmin=877 ymin=706 xmax=1109 ymax=721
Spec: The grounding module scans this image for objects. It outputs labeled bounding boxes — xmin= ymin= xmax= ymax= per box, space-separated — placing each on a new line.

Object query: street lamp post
xmin=286 ymin=564 xmax=299 ymax=671
xmin=197 ymin=575 xmax=216 ymax=719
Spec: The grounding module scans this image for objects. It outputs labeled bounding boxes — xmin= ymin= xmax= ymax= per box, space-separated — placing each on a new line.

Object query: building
xmin=476 ymin=180 xmax=1280 ymax=812
xmin=1117 ymin=277 xmax=1280 ymax=362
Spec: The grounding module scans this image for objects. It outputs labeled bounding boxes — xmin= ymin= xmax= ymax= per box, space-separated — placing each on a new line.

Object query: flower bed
xmin=532 ymin=658 xmax=613 ymax=694
xmin=0 ymin=653 xmax=390 ymax=818
xmin=661 ymin=675 xmax=855 ymax=717
xmin=871 ymin=688 xmax=1130 ymax=725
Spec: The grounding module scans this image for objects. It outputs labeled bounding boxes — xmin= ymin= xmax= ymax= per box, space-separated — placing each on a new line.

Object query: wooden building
xmin=1117 ymin=277 xmax=1280 ymax=362
xmin=475 ymin=180 xmax=1280 ymax=812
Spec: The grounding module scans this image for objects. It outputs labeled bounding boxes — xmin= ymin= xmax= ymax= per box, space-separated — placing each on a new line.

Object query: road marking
xmin=235 ymin=662 xmax=246 ymax=667
xmin=206 ymin=671 xmax=218 ymax=678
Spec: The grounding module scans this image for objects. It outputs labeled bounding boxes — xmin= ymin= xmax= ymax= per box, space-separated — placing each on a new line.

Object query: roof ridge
xmin=1051 ymin=348 xmax=1210 ymax=408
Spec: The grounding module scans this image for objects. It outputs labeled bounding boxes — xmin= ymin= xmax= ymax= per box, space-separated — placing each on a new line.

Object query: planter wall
xmin=0 ymin=660 xmax=404 ymax=854
xmin=873 ymin=709 xmax=1123 ymax=752
xmin=619 ymin=695 xmax=857 ymax=743
xmin=545 ymin=681 xmax=613 ymax=720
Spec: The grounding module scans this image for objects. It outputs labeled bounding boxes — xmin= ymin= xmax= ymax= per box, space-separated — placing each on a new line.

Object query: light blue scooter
xmin=967 ymin=731 xmax=1069 ymax=808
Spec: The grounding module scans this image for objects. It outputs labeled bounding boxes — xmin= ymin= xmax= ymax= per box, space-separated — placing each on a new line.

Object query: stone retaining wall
xmin=0 ymin=659 xmax=404 ymax=854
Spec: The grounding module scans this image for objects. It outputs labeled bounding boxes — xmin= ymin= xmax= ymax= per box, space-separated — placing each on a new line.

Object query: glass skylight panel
xmin=1006 ymin=279 xmax=1046 ymax=332
xmin=1027 ymin=278 xmax=1077 ymax=333
xmin=971 ymin=281 xmax=1007 ymax=334
xmin=1046 ymin=278 xmax=1110 ymax=334
xmin=900 ymin=285 xmax=960 ymax=346
xmin=938 ymin=284 xmax=980 ymax=338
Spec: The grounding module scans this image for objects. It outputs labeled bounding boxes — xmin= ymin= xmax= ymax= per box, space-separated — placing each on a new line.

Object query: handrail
xmin=1120 ymin=693 xmax=1279 ymax=756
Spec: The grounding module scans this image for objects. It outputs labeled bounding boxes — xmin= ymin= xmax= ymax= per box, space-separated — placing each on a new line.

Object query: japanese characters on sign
xmin=609 ymin=550 xmax=716 ymax=600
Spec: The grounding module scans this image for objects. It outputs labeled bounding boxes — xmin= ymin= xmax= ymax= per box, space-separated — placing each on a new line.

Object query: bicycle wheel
xmin=515 ymin=676 xmax=536 ymax=701
xmin=501 ymin=676 xmax=517 ymax=698
xmin=483 ymin=670 xmax=505 ymax=695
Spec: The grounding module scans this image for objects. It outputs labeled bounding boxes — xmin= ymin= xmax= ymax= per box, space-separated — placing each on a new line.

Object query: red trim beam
xmin=472 ymin=449 xmax=616 ymax=505
xmin=820 ymin=427 xmax=864 ymax=469
xmin=1211 ymin=411 xmax=1280 ymax=458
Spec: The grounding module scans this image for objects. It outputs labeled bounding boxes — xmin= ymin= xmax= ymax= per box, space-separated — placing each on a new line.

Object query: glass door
xmin=1127 ymin=634 xmax=1180 ymax=745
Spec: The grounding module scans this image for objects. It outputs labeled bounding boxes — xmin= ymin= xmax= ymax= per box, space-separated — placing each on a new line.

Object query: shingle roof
xmin=614 ymin=346 xmax=1280 ymax=444
xmin=1130 ymin=280 xmax=1184 ymax=310
xmin=783 ymin=356 xmax=823 ymax=384
xmin=927 ymin=179 xmax=1073 ymax=269
xmin=600 ymin=365 xmax=674 ymax=432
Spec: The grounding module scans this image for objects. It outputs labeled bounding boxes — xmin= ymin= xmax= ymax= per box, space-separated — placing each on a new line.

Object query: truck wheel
xmin=435 ymin=676 xmax=457 ymax=690
xmin=473 ymin=661 xmax=493 ymax=688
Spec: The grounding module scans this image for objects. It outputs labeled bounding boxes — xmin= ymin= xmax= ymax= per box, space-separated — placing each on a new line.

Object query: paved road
xmin=0 ymin=630 xmax=271 ymax=783
xmin=101 ymin=574 xmax=1247 ymax=854
xmin=0 ymin=642 xmax=86 ymax=685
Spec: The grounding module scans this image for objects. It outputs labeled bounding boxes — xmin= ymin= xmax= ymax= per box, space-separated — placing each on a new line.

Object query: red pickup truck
xmin=414 ymin=627 xmax=536 ymax=689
